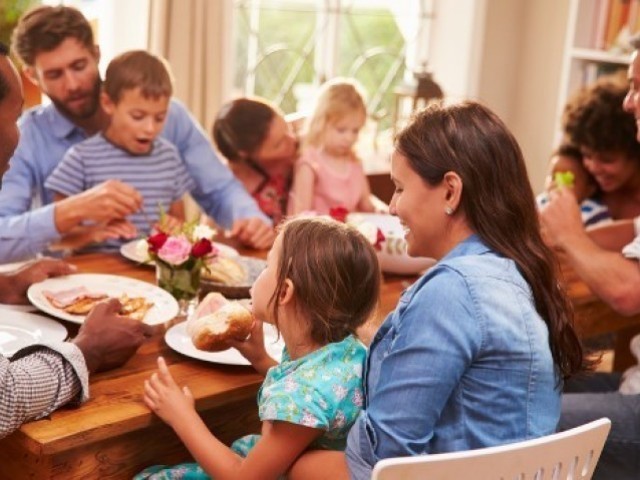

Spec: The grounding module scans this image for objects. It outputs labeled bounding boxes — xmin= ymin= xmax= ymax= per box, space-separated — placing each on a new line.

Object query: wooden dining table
xmin=560 ymin=263 xmax=640 ymax=371
xmin=1 ymin=249 xmax=639 ymax=479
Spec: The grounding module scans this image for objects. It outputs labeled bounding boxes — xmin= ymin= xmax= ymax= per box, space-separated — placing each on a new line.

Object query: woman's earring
xmin=445 ymin=206 xmax=454 ymax=216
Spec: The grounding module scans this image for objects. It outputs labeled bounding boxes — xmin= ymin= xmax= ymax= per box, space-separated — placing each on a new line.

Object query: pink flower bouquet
xmin=146 ymin=223 xmax=218 ymax=313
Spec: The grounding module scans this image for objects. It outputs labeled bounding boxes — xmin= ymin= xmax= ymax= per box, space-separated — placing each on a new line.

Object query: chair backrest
xmin=371 ymin=418 xmax=611 ymax=480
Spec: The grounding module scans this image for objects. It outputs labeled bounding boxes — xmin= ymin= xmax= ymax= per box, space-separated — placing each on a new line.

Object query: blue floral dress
xmin=135 ymin=335 xmax=366 ymax=479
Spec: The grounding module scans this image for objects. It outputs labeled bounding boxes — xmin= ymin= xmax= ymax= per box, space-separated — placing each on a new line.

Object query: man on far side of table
xmin=0 ymin=5 xmax=273 ymax=263
xmin=539 ymin=33 xmax=640 ymax=480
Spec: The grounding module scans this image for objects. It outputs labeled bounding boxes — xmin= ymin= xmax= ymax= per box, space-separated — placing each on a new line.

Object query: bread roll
xmin=189 ymin=301 xmax=254 ymax=352
xmin=202 ymin=257 xmax=247 ymax=285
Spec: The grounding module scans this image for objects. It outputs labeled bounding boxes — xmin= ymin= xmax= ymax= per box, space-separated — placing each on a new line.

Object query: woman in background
xmin=563 ymin=74 xmax=640 ymax=221
xmin=213 ymin=98 xmax=298 ymax=224
xmin=541 ymin=74 xmax=640 ymax=256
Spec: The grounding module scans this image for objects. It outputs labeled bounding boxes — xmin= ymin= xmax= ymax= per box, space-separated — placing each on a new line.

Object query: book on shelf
xmin=634 ymin=0 xmax=640 ymax=33
xmin=629 ymin=0 xmax=640 ymax=34
xmin=594 ymin=0 xmax=612 ymax=49
xmin=605 ymin=0 xmax=630 ymax=49
xmin=594 ymin=0 xmax=640 ymax=51
xmin=582 ymin=62 xmax=599 ymax=85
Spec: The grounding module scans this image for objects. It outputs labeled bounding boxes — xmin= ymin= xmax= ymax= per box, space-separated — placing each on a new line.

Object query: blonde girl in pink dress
xmin=288 ymin=78 xmax=376 ymax=215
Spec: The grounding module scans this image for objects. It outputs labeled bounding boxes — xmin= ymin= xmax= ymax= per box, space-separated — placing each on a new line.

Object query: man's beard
xmin=50 ymin=77 xmax=101 ymax=121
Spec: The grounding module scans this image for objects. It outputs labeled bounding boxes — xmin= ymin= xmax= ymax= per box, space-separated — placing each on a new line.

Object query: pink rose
xmin=157 ymin=235 xmax=192 ymax=265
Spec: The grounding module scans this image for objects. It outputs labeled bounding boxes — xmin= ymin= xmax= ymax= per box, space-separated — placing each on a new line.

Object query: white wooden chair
xmin=371 ymin=418 xmax=611 ymax=480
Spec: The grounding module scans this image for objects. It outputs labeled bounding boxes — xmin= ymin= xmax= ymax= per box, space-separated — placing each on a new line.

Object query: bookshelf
xmin=556 ymin=0 xmax=637 ymax=131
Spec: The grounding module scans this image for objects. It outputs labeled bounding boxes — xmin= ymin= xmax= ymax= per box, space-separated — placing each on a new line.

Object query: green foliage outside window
xmin=0 ymin=0 xmax=40 ymax=47
xmin=234 ymin=1 xmax=405 ymax=130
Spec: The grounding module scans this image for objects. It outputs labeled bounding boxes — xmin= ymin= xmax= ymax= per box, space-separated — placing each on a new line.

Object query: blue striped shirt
xmin=0 ymin=98 xmax=269 ymax=262
xmin=45 ymin=134 xmax=195 ymax=251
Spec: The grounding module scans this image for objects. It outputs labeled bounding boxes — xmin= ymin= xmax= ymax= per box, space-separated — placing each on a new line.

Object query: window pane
xmin=232 ymin=0 xmax=423 ymax=164
xmin=337 ymin=4 xmax=406 ymax=131
xmin=234 ymin=0 xmax=317 ymax=112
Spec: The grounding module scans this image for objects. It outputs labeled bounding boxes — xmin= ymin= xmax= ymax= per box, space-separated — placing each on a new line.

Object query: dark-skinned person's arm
xmin=0 ymin=298 xmax=151 ymax=438
xmin=73 ymin=298 xmax=153 ymax=373
xmin=0 ymin=258 xmax=75 ymax=305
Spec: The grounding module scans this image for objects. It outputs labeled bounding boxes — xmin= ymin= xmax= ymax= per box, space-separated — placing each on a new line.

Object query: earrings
xmin=445 ymin=206 xmax=454 ymax=216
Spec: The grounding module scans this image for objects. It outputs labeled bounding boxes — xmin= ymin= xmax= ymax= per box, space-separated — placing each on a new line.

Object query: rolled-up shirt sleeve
xmin=0 ymin=342 xmax=89 ymax=438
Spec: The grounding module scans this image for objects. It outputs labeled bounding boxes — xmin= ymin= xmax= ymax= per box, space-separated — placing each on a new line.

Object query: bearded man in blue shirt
xmin=1 ymin=5 xmax=274 ymax=262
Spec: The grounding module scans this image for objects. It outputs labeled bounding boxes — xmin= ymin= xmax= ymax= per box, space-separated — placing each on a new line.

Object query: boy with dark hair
xmin=1 ymin=5 xmax=273 ymax=261
xmin=45 ymin=50 xmax=193 ymax=251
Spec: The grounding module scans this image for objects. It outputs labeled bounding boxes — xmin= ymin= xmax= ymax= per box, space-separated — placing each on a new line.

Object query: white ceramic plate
xmin=120 ymin=239 xmax=239 ymax=266
xmin=0 ymin=303 xmax=39 ymax=313
xmin=27 ymin=274 xmax=180 ymax=325
xmin=0 ymin=308 xmax=68 ymax=356
xmin=165 ymin=321 xmax=284 ymax=365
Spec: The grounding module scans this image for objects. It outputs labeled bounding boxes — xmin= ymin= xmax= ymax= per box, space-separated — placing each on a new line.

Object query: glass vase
xmin=155 ymin=261 xmax=201 ymax=318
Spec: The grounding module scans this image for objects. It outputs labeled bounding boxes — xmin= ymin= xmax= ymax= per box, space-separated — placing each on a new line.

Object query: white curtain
xmin=147 ymin=0 xmax=234 ymax=222
xmin=147 ymin=0 xmax=233 ymax=131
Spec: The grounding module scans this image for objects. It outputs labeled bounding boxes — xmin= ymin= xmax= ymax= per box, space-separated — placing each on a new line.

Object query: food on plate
xmin=43 ymin=287 xmax=154 ymax=321
xmin=202 ymin=257 xmax=248 ymax=286
xmin=118 ymin=294 xmax=154 ymax=321
xmin=187 ymin=292 xmax=254 ymax=351
xmin=43 ymin=286 xmax=108 ymax=313
xmin=63 ymin=296 xmax=107 ymax=314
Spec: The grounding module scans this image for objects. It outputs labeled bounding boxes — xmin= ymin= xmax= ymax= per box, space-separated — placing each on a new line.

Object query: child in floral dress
xmin=135 ymin=216 xmax=381 ymax=479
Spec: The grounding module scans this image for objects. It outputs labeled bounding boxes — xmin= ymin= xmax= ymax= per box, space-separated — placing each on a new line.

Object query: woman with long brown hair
xmin=212 ymin=98 xmax=298 ymax=225
xmin=288 ymin=101 xmax=586 ymax=480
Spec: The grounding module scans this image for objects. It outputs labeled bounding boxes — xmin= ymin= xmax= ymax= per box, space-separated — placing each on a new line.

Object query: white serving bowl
xmin=347 ymin=213 xmax=437 ymax=275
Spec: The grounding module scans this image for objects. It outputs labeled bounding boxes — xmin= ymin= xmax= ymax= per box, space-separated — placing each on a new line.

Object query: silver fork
xmin=139 ymin=204 xmax=155 ymax=232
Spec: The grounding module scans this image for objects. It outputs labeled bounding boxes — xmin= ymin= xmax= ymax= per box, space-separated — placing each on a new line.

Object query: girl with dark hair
xmin=287 ymin=101 xmax=586 ymax=480
xmin=212 ymin=98 xmax=298 ymax=224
